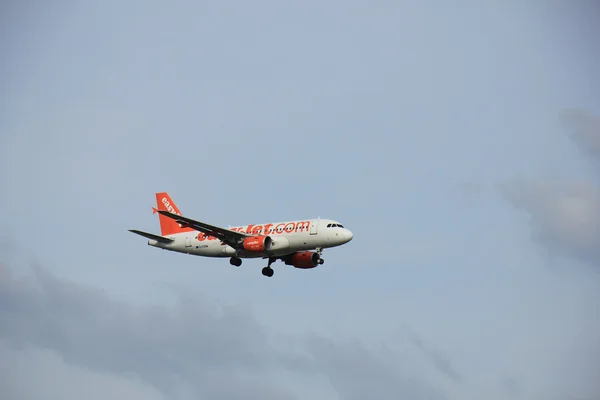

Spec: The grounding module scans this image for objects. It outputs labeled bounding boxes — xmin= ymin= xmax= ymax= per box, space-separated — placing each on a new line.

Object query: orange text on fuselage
xmin=197 ymin=221 xmax=311 ymax=241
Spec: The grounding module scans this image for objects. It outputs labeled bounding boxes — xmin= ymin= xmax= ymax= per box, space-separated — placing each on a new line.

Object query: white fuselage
xmin=147 ymin=218 xmax=353 ymax=259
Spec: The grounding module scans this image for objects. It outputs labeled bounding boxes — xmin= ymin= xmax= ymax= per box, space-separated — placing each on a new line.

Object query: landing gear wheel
xmin=230 ymin=257 xmax=242 ymax=267
xmin=261 ymin=267 xmax=274 ymax=277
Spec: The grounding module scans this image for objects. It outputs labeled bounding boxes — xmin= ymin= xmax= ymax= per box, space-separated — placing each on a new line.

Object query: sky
xmin=1 ymin=1 xmax=599 ymax=399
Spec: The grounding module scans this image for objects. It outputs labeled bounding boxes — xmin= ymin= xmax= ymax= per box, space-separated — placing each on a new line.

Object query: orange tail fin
xmin=154 ymin=192 xmax=195 ymax=236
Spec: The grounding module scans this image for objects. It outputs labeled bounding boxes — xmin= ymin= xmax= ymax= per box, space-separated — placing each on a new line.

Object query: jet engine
xmin=284 ymin=251 xmax=323 ymax=269
xmin=242 ymin=236 xmax=272 ymax=252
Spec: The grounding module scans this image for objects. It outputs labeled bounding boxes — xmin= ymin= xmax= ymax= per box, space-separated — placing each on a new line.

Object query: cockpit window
xmin=338 ymin=224 xmax=344 ymax=228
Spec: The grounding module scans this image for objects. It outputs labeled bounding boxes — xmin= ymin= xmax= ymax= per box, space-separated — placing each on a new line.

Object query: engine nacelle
xmin=242 ymin=235 xmax=272 ymax=252
xmin=269 ymin=236 xmax=290 ymax=252
xmin=285 ymin=251 xmax=321 ymax=269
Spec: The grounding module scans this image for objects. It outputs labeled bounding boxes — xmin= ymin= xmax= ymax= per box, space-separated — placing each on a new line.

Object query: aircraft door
xmin=185 ymin=235 xmax=191 ymax=247
xmin=310 ymin=219 xmax=319 ymax=235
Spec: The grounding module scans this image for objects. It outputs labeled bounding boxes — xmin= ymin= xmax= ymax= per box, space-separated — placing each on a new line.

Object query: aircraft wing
xmin=157 ymin=210 xmax=250 ymax=245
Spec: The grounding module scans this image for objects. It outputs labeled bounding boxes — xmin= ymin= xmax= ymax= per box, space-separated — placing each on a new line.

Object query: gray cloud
xmin=561 ymin=109 xmax=600 ymax=161
xmin=501 ymin=180 xmax=600 ymax=267
xmin=0 ymin=263 xmax=294 ymax=399
xmin=0 ymin=262 xmax=450 ymax=399
xmin=301 ymin=335 xmax=448 ymax=400
xmin=408 ymin=333 xmax=463 ymax=384
xmin=0 ymin=342 xmax=166 ymax=400
xmin=499 ymin=375 xmax=522 ymax=397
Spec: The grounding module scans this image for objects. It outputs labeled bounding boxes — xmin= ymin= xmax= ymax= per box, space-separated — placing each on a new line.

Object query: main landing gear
xmin=261 ymin=257 xmax=276 ymax=277
xmin=230 ymin=256 xmax=274 ymax=277
xmin=316 ymin=247 xmax=325 ymax=265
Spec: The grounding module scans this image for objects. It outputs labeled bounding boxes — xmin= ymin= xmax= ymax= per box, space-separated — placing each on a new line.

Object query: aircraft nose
xmin=345 ymin=229 xmax=353 ymax=242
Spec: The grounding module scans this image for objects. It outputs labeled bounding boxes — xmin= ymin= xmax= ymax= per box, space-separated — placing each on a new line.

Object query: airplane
xmin=129 ymin=192 xmax=353 ymax=277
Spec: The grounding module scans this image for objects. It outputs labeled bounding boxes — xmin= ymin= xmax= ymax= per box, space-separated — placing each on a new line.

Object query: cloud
xmin=501 ymin=179 xmax=600 ymax=267
xmin=560 ymin=109 xmax=600 ymax=161
xmin=499 ymin=109 xmax=600 ymax=268
xmin=0 ymin=262 xmax=450 ymax=399
xmin=408 ymin=333 xmax=463 ymax=384
xmin=0 ymin=263 xmax=295 ymax=399
xmin=0 ymin=342 xmax=166 ymax=400
xmin=499 ymin=375 xmax=523 ymax=398
xmin=300 ymin=335 xmax=448 ymax=400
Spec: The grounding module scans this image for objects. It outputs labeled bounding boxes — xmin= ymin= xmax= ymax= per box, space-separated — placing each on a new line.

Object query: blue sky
xmin=1 ymin=2 xmax=599 ymax=399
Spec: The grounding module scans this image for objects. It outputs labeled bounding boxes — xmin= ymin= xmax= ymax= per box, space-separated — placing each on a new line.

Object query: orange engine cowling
xmin=242 ymin=236 xmax=272 ymax=252
xmin=286 ymin=251 xmax=321 ymax=269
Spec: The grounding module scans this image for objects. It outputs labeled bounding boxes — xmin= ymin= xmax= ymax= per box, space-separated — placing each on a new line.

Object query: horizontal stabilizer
xmin=128 ymin=229 xmax=174 ymax=243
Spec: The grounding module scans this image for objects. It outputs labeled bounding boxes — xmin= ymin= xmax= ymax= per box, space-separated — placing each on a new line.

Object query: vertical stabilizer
xmin=153 ymin=192 xmax=195 ymax=236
